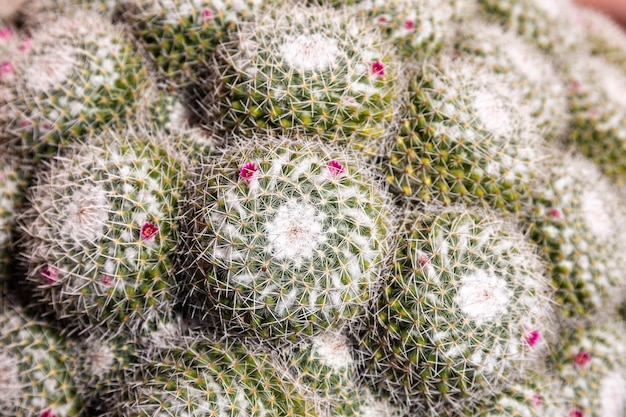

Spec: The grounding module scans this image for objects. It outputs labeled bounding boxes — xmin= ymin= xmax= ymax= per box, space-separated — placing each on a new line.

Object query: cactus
xmin=454 ymin=19 xmax=570 ymax=141
xmin=471 ymin=368 xmax=568 ymax=417
xmin=351 ymin=0 xmax=460 ymax=58
xmin=18 ymin=129 xmax=186 ymax=336
xmin=353 ymin=207 xmax=554 ymax=415
xmin=2 ymin=10 xmax=148 ymax=163
xmin=2 ymin=0 xmax=626 ymax=416
xmin=476 ymin=0 xmax=584 ymax=56
xmin=525 ymin=152 xmax=626 ymax=320
xmin=119 ymin=0 xmax=269 ymax=87
xmin=549 ymin=321 xmax=626 ymax=417
xmin=383 ymin=54 xmax=545 ymax=215
xmin=71 ymin=332 xmax=139 ymax=413
xmin=108 ymin=335 xmax=317 ymax=417
xmin=0 ymin=150 xmax=29 ymax=287
xmin=179 ymin=135 xmax=394 ymax=341
xmin=205 ymin=2 xmax=403 ymax=156
xmin=0 ymin=303 xmax=86 ymax=416
xmin=562 ymin=53 xmax=626 ymax=184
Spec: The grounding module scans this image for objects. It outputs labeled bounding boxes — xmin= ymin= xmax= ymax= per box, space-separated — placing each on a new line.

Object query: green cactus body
xmin=4 ymin=11 xmax=147 ymax=162
xmin=143 ymin=86 xmax=219 ymax=164
xmin=526 ymin=153 xmax=626 ymax=320
xmin=469 ymin=367 xmax=567 ymax=417
xmin=576 ymin=7 xmax=626 ymax=69
xmin=121 ymin=0 xmax=268 ymax=87
xmin=0 ymin=305 xmax=86 ymax=416
xmin=72 ymin=333 xmax=138 ymax=413
xmin=19 ymin=129 xmax=185 ymax=335
xmin=564 ymin=54 xmax=626 ymax=184
xmin=550 ymin=322 xmax=626 ymax=417
xmin=284 ymin=329 xmax=365 ymax=416
xmin=454 ymin=20 xmax=569 ymax=141
xmin=180 ymin=136 xmax=394 ymax=341
xmin=112 ymin=336 xmax=316 ymax=417
xmin=352 ymin=0 xmax=458 ymax=58
xmin=476 ymin=0 xmax=584 ymax=56
xmin=0 ymin=152 xmax=29 ymax=286
xmin=354 ymin=207 xmax=554 ymax=415
xmin=384 ymin=55 xmax=544 ymax=215
xmin=206 ymin=3 xmax=402 ymax=156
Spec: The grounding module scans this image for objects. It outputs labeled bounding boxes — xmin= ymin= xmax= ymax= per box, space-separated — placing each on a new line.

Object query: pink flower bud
xmin=239 ymin=162 xmax=258 ymax=183
xmin=0 ymin=27 xmax=12 ymax=39
xmin=525 ymin=330 xmax=541 ymax=347
xmin=141 ymin=222 xmax=158 ymax=240
xmin=0 ymin=61 xmax=13 ymax=77
xmin=42 ymin=267 xmax=58 ymax=284
xmin=574 ymin=350 xmax=591 ymax=367
xmin=371 ymin=61 xmax=385 ymax=76
xmin=327 ymin=160 xmax=345 ymax=177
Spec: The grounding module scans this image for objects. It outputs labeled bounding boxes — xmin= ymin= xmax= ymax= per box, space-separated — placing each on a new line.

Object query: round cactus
xmin=120 ymin=0 xmax=269 ymax=87
xmin=471 ymin=368 xmax=568 ymax=417
xmin=550 ymin=321 xmax=626 ymax=417
xmin=0 ymin=149 xmax=29 ymax=287
xmin=18 ymin=129 xmax=186 ymax=336
xmin=562 ymin=53 xmax=626 ymax=184
xmin=525 ymin=152 xmax=626 ymax=320
xmin=205 ymin=2 xmax=403 ymax=156
xmin=383 ymin=54 xmax=545 ymax=215
xmin=352 ymin=0 xmax=460 ymax=58
xmin=476 ymin=0 xmax=584 ymax=56
xmin=0 ymin=304 xmax=86 ymax=416
xmin=108 ymin=335 xmax=317 ymax=417
xmin=2 ymin=11 xmax=147 ymax=163
xmin=179 ymin=135 xmax=394 ymax=341
xmin=353 ymin=206 xmax=555 ymax=415
xmin=454 ymin=19 xmax=570 ymax=141
xmin=283 ymin=328 xmax=365 ymax=416
xmin=71 ymin=332 xmax=139 ymax=413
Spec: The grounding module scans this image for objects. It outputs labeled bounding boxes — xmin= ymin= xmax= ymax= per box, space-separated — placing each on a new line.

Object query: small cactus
xmin=19 ymin=129 xmax=186 ymax=336
xmin=179 ymin=135 xmax=394 ymax=341
xmin=563 ymin=53 xmax=626 ymax=184
xmin=108 ymin=335 xmax=317 ymax=417
xmin=525 ymin=152 xmax=626 ymax=320
xmin=0 ymin=304 xmax=86 ymax=416
xmin=205 ymin=2 xmax=403 ymax=156
xmin=550 ymin=321 xmax=626 ymax=417
xmin=2 ymin=11 xmax=148 ymax=163
xmin=383 ymin=55 xmax=545 ymax=215
xmin=353 ymin=206 xmax=554 ymax=415
xmin=353 ymin=0 xmax=460 ymax=57
xmin=120 ymin=0 xmax=269 ymax=87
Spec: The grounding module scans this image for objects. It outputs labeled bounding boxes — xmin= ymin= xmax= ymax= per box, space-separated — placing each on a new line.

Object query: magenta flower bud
xmin=141 ymin=222 xmax=159 ymax=240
